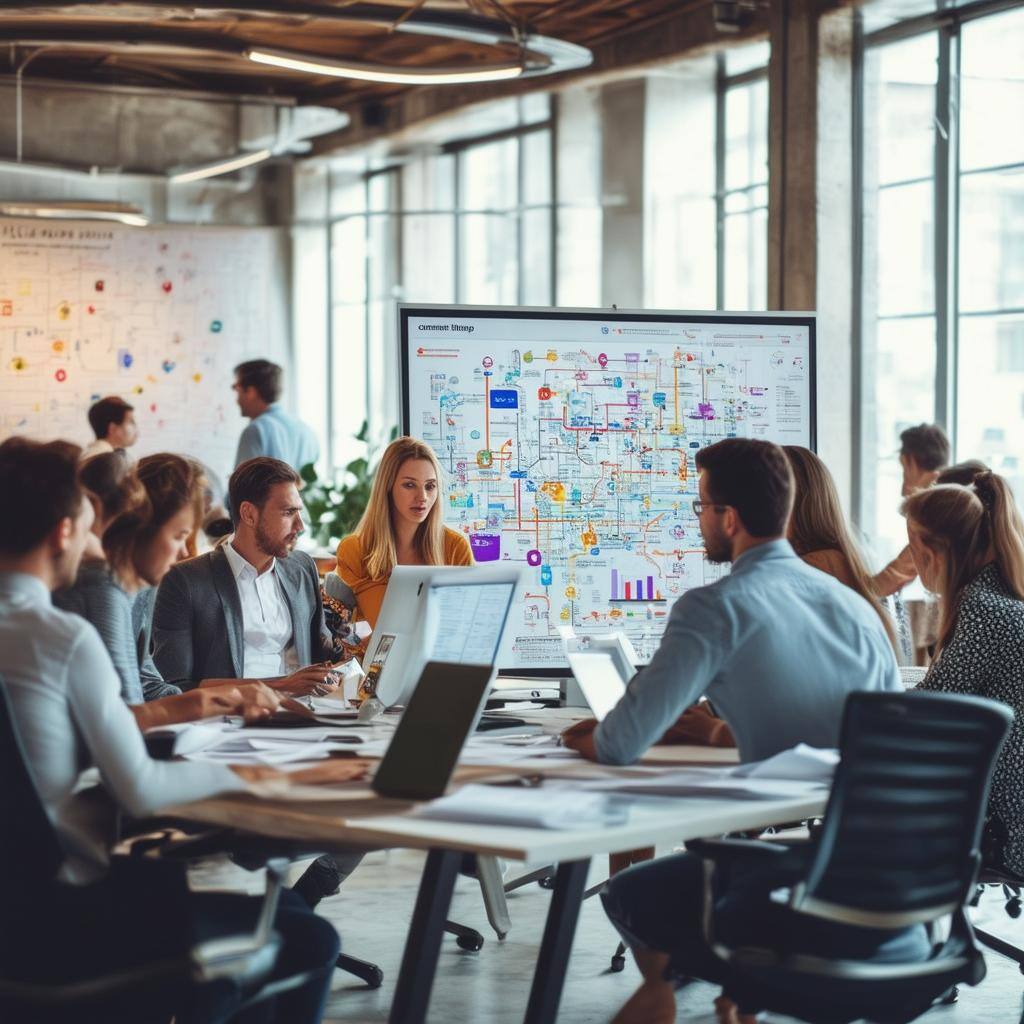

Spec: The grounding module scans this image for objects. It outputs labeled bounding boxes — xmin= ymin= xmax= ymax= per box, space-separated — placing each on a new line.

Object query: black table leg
xmin=389 ymin=848 xmax=461 ymax=1024
xmin=523 ymin=857 xmax=591 ymax=1024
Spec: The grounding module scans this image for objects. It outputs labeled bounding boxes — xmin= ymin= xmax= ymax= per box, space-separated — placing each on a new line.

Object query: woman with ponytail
xmin=904 ymin=469 xmax=1024 ymax=876
xmin=56 ymin=453 xmax=281 ymax=729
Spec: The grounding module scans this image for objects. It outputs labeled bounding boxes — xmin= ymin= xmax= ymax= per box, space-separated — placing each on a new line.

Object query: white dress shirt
xmin=223 ymin=539 xmax=299 ymax=679
xmin=80 ymin=438 xmax=114 ymax=461
xmin=0 ymin=571 xmax=243 ymax=884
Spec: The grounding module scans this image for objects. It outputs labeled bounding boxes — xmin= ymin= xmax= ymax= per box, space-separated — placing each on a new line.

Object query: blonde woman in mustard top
xmin=336 ymin=436 xmax=472 ymax=633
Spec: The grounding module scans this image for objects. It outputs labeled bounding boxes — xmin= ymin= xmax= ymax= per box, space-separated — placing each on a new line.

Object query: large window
xmin=644 ymin=42 xmax=769 ymax=311
xmin=956 ymin=7 xmax=1024 ymax=499
xmin=323 ymin=43 xmax=771 ymax=471
xmin=720 ymin=45 xmax=769 ymax=311
xmin=859 ymin=1 xmax=1024 ymax=564
xmin=325 ymin=101 xmax=554 ymax=465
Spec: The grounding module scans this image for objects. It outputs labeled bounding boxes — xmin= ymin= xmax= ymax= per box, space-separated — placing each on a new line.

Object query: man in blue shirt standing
xmin=564 ymin=438 xmax=902 ymax=1024
xmin=233 ymin=359 xmax=320 ymax=474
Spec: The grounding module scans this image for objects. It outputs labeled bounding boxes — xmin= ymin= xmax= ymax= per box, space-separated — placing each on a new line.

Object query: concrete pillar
xmin=600 ymin=79 xmax=646 ymax=309
xmin=768 ymin=2 xmax=856 ymax=510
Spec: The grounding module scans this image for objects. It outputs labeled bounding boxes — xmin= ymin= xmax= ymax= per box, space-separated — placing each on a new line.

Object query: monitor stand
xmin=488 ymin=674 xmax=584 ymax=708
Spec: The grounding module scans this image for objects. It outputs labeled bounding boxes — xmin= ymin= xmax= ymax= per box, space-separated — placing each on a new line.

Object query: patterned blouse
xmin=918 ymin=562 xmax=1024 ymax=877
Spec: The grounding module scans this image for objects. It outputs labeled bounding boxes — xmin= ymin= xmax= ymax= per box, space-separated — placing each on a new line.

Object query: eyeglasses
xmin=692 ymin=499 xmax=729 ymax=516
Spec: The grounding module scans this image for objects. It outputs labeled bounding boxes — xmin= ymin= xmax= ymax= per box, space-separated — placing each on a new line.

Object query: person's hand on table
xmin=272 ymin=662 xmax=342 ymax=697
xmin=232 ymin=681 xmax=283 ymax=722
xmin=287 ymin=759 xmax=371 ymax=786
xmin=561 ymin=717 xmax=600 ymax=761
xmin=230 ymin=759 xmax=371 ymax=785
xmin=192 ymin=682 xmax=282 ymax=723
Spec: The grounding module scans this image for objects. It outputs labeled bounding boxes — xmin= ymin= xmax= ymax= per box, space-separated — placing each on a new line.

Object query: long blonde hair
xmin=356 ymin=436 xmax=447 ymax=580
xmin=783 ymin=445 xmax=898 ymax=649
xmin=903 ymin=471 xmax=1024 ymax=653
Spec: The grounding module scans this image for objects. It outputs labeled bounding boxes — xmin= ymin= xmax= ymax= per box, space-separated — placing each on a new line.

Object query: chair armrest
xmin=686 ymin=837 xmax=795 ymax=863
xmin=686 ymin=837 xmax=813 ymax=883
xmin=123 ymin=826 xmax=324 ymax=866
xmin=0 ymin=956 xmax=196 ymax=1009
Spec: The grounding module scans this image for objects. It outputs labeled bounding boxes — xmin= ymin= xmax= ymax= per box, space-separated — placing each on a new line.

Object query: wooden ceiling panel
xmin=0 ymin=1 xmax=708 ymax=104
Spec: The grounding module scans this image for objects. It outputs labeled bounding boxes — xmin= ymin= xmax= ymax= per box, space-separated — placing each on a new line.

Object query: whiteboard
xmin=0 ymin=219 xmax=289 ymax=486
xmin=401 ymin=304 xmax=816 ymax=672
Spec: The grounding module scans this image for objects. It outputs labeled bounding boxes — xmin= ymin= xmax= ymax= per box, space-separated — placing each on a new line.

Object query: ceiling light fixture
xmin=0 ymin=201 xmax=149 ymax=226
xmin=169 ymin=148 xmax=273 ymax=183
xmin=0 ymin=4 xmax=593 ymax=92
xmin=246 ymin=47 xmax=524 ymax=86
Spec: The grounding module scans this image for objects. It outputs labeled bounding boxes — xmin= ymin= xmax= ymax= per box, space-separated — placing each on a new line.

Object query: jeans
xmin=293 ymin=850 xmax=366 ymax=908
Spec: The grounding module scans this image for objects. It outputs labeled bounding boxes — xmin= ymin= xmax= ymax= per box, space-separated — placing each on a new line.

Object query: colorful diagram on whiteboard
xmin=0 ymin=220 xmax=285 ymax=484
xmin=405 ymin=311 xmax=813 ymax=669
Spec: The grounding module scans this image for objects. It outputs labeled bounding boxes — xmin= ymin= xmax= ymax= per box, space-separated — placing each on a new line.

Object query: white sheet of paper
xmin=412 ymin=784 xmax=628 ymax=830
xmin=730 ymin=744 xmax=839 ymax=783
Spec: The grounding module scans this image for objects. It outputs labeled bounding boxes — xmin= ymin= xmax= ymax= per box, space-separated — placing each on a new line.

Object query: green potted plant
xmin=299 ymin=421 xmax=397 ymax=550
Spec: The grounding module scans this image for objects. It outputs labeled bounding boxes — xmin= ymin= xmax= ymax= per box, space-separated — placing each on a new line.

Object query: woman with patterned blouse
xmin=903 ymin=469 xmax=1024 ymax=877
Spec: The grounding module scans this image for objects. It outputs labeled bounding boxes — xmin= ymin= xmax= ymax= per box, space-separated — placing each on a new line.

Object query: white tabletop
xmin=166 ymin=785 xmax=825 ymax=863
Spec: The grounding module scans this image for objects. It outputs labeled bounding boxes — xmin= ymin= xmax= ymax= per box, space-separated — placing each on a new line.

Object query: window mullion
xmin=715 ymin=54 xmax=727 ymax=311
xmin=934 ymin=25 xmax=960 ymax=447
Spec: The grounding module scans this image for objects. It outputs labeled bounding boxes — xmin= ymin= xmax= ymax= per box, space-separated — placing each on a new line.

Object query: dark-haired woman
xmin=905 ymin=471 xmax=1024 ymax=876
xmin=56 ymin=454 xmax=279 ymax=729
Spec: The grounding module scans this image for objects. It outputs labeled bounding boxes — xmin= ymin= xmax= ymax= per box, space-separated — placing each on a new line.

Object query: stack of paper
xmin=731 ymin=744 xmax=838 ymax=784
xmin=144 ymin=719 xmax=239 ymax=757
xmin=180 ymin=725 xmax=368 ymax=766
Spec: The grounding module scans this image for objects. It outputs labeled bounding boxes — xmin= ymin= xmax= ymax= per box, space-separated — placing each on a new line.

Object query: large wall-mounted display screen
xmin=401 ymin=304 xmax=816 ymax=673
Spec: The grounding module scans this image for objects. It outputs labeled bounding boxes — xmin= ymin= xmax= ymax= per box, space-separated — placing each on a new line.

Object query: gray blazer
xmin=152 ymin=546 xmax=333 ymax=690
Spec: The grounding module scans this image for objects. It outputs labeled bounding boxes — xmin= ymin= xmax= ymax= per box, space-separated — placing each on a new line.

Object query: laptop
xmin=566 ymin=651 xmax=629 ymax=722
xmin=371 ymin=661 xmax=495 ymax=801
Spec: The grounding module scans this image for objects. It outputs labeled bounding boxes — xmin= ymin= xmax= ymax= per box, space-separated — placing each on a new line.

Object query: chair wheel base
xmin=496 ymin=931 xmax=508 ymax=941
xmin=610 ymin=954 xmax=626 ymax=972
xmin=939 ymin=986 xmax=959 ymax=1005
xmin=456 ymin=934 xmax=484 ymax=952
xmin=336 ymin=954 xmax=384 ymax=989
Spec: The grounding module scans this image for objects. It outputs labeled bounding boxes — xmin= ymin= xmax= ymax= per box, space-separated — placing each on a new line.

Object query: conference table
xmin=167 ymin=734 xmax=829 ymax=1024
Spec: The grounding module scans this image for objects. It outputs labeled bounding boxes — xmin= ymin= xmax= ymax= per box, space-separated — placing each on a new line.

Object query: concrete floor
xmin=194 ymin=850 xmax=1024 ymax=1023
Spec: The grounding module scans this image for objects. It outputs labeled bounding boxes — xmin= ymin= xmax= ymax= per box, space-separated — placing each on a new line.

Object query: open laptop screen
xmin=424 ymin=582 xmax=515 ymax=665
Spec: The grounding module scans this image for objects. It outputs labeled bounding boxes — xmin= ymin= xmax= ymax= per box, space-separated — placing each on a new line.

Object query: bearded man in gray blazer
xmin=153 ymin=457 xmax=337 ymax=695
xmin=153 ymin=456 xmax=357 ymax=906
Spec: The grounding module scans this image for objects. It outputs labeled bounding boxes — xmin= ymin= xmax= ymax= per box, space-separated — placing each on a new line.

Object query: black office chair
xmin=972 ymin=865 xmax=1024 ymax=973
xmin=0 ymin=679 xmax=312 ymax=1023
xmin=683 ymin=690 xmax=1012 ymax=1024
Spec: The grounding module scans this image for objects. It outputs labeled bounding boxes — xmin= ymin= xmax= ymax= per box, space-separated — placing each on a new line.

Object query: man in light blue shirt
xmin=233 ymin=359 xmax=320 ymax=473
xmin=565 ymin=437 xmax=900 ymax=766
xmin=565 ymin=438 xmax=903 ymax=1024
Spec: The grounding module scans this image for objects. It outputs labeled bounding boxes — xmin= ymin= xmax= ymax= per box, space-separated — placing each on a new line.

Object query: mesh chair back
xmin=0 ymin=679 xmax=65 ymax=885
xmin=797 ymin=691 xmax=1012 ymax=927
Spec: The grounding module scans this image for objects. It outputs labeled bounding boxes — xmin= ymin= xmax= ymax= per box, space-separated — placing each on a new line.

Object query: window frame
xmin=716 ymin=55 xmax=770 ymax=311
xmin=854 ymin=0 xmax=1024 ymax=531
xmin=325 ymin=108 xmax=557 ymax=470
